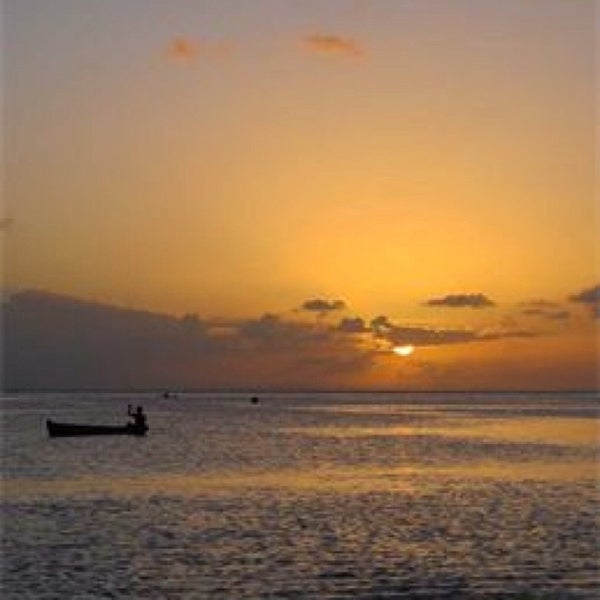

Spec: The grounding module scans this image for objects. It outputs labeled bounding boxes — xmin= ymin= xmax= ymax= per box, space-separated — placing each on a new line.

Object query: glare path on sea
xmin=2 ymin=392 xmax=599 ymax=598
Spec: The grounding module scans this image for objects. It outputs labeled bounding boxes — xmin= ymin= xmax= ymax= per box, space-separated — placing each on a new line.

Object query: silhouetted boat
xmin=46 ymin=419 xmax=148 ymax=437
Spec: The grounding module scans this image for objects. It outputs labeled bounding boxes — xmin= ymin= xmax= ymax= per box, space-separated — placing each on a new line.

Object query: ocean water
xmin=2 ymin=391 xmax=599 ymax=599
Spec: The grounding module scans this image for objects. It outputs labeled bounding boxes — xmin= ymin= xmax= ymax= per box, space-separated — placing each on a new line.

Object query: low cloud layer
xmin=4 ymin=291 xmax=359 ymax=390
xmin=521 ymin=308 xmax=570 ymax=320
xmin=520 ymin=299 xmax=560 ymax=308
xmin=374 ymin=323 xmax=535 ymax=348
xmin=425 ymin=293 xmax=495 ymax=309
xmin=303 ymin=34 xmax=363 ymax=57
xmin=339 ymin=313 xmax=537 ymax=348
xmin=5 ymin=289 xmax=590 ymax=391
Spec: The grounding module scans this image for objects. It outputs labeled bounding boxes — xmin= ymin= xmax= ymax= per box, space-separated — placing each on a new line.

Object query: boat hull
xmin=47 ymin=420 xmax=148 ymax=437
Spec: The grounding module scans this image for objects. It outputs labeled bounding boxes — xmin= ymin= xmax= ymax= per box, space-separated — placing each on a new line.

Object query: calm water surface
xmin=2 ymin=391 xmax=599 ymax=598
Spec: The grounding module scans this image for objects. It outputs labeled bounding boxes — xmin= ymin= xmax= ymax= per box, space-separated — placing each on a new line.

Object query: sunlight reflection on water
xmin=282 ymin=416 xmax=599 ymax=447
xmin=2 ymin=391 xmax=599 ymax=598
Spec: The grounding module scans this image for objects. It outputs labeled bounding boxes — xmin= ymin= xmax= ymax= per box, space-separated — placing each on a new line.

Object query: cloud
xmin=4 ymin=290 xmax=220 ymax=390
xmin=303 ymin=34 xmax=364 ymax=58
xmin=383 ymin=325 xmax=479 ymax=347
xmin=425 ymin=293 xmax=495 ymax=309
xmin=166 ymin=37 xmax=232 ymax=63
xmin=519 ymin=299 xmax=560 ymax=308
xmin=521 ymin=308 xmax=570 ymax=320
xmin=5 ymin=290 xmax=589 ymax=391
xmin=568 ymin=284 xmax=600 ymax=319
xmin=517 ymin=299 xmax=570 ymax=320
xmin=370 ymin=315 xmax=394 ymax=331
xmin=301 ymin=298 xmax=346 ymax=314
xmin=477 ymin=329 xmax=538 ymax=342
xmin=568 ymin=284 xmax=600 ymax=305
xmin=337 ymin=317 xmax=370 ymax=334
xmin=238 ymin=313 xmax=327 ymax=347
xmin=167 ymin=37 xmax=198 ymax=61
xmin=370 ymin=314 xmax=537 ymax=348
xmin=4 ymin=291 xmax=370 ymax=390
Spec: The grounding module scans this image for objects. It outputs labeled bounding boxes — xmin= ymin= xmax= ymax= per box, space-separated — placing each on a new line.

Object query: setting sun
xmin=2 ymin=3 xmax=598 ymax=598
xmin=393 ymin=345 xmax=415 ymax=357
xmin=3 ymin=0 xmax=597 ymax=393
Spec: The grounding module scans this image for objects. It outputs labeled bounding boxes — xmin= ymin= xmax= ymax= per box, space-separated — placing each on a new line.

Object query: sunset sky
xmin=3 ymin=0 xmax=599 ymax=391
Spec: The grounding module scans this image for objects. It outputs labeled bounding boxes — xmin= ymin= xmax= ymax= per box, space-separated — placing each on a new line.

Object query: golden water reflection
xmin=6 ymin=457 xmax=598 ymax=500
xmin=283 ymin=417 xmax=599 ymax=447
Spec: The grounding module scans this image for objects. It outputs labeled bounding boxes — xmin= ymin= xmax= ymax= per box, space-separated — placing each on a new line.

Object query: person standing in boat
xmin=127 ymin=405 xmax=147 ymax=431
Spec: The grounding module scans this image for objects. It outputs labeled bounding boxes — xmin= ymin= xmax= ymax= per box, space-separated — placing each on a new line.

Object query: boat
xmin=47 ymin=419 xmax=148 ymax=437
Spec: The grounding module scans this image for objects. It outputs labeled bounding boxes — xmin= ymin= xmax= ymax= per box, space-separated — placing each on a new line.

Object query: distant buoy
xmin=250 ymin=396 xmax=259 ymax=404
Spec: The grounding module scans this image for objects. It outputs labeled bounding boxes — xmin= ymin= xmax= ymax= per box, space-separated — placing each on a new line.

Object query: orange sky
xmin=3 ymin=1 xmax=598 ymax=390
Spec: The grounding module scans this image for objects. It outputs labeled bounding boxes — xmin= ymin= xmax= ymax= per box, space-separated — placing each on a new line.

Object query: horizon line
xmin=2 ymin=387 xmax=599 ymax=395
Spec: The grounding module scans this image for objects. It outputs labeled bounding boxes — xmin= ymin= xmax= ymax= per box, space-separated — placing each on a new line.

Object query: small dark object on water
xmin=47 ymin=420 xmax=148 ymax=437
xmin=250 ymin=396 xmax=259 ymax=404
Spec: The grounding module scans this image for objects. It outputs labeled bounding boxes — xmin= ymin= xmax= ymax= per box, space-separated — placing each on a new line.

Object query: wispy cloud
xmin=165 ymin=37 xmax=232 ymax=64
xmin=337 ymin=313 xmax=537 ymax=348
xmin=519 ymin=299 xmax=560 ymax=309
xmin=425 ymin=293 xmax=495 ymax=309
xmin=303 ymin=34 xmax=364 ymax=58
xmin=380 ymin=325 xmax=480 ymax=347
xmin=167 ymin=37 xmax=198 ymax=62
xmin=378 ymin=323 xmax=536 ymax=347
xmin=520 ymin=308 xmax=570 ymax=320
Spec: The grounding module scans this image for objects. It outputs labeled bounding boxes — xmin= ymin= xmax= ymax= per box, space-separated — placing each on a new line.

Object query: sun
xmin=393 ymin=345 xmax=415 ymax=357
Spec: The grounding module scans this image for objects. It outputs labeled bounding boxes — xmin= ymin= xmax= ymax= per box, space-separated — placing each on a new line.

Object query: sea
xmin=2 ymin=391 xmax=599 ymax=599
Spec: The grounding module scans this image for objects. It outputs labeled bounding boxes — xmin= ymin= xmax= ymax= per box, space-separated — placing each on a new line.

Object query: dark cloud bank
xmin=3 ymin=291 xmax=366 ymax=391
xmin=4 ymin=291 xmax=215 ymax=390
xmin=3 ymin=289 xmax=575 ymax=391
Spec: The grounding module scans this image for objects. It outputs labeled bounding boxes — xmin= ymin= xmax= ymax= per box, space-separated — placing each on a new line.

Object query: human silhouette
xmin=128 ymin=405 xmax=147 ymax=431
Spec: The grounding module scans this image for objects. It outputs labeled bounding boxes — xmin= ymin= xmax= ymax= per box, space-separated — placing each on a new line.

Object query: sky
xmin=2 ymin=0 xmax=599 ymax=391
